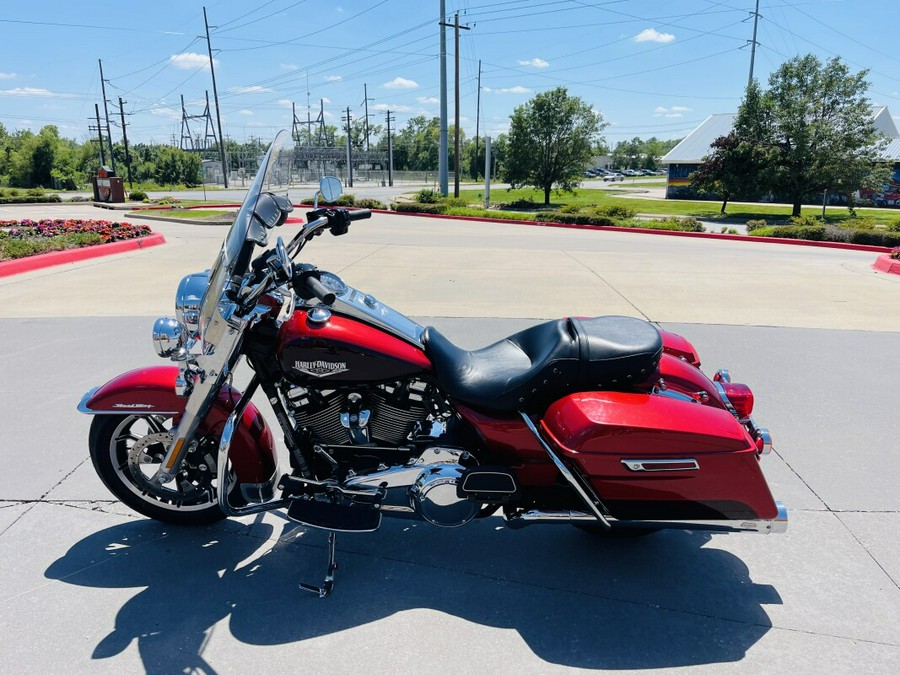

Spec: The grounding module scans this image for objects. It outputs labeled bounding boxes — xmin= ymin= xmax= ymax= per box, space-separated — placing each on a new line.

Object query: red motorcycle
xmin=79 ymin=132 xmax=786 ymax=597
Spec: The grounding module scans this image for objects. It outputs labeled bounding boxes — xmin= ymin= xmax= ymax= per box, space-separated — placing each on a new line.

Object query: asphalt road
xmin=0 ymin=206 xmax=898 ymax=673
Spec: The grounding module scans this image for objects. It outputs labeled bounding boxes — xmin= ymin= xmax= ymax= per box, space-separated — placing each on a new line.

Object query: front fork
xmin=153 ymin=312 xmax=246 ymax=486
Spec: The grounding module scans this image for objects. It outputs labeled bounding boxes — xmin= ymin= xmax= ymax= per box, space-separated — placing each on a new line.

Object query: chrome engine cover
xmin=342 ymin=447 xmax=478 ymax=527
xmin=409 ymin=464 xmax=479 ymax=527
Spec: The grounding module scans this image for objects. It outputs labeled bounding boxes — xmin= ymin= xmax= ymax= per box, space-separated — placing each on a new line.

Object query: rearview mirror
xmin=319 ymin=176 xmax=343 ymax=204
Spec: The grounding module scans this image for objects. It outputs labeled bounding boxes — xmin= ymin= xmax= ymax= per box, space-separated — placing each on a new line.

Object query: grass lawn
xmin=457 ymin=187 xmax=900 ymax=225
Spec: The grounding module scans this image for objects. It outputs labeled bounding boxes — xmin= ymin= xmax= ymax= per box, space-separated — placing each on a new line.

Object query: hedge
xmin=750 ymin=225 xmax=900 ymax=247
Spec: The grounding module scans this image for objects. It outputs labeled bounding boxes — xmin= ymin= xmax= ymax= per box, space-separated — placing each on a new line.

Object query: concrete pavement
xmin=0 ymin=205 xmax=898 ymax=673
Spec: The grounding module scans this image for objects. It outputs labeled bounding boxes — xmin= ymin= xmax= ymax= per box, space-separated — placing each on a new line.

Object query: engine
xmin=284 ymin=378 xmax=438 ymax=447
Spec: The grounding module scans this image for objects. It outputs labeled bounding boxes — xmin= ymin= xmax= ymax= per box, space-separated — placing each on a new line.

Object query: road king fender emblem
xmin=111 ymin=403 xmax=154 ymax=409
xmin=294 ymin=360 xmax=349 ymax=378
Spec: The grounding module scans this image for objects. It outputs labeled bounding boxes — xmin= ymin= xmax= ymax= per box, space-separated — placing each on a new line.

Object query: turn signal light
xmin=722 ymin=382 xmax=754 ymax=419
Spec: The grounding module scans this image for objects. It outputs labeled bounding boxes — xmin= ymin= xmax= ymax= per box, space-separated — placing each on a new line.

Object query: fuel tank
xmin=277 ymin=308 xmax=433 ymax=385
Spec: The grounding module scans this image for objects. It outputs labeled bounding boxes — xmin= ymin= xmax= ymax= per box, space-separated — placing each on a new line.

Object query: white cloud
xmin=169 ymin=52 xmax=217 ymax=70
xmin=0 ymin=87 xmax=74 ymax=98
xmin=0 ymin=73 xmax=17 ymax=80
xmin=229 ymin=85 xmax=274 ymax=94
xmin=374 ymin=103 xmax=412 ymax=112
xmin=417 ymin=96 xmax=439 ymax=104
xmin=322 ymin=97 xmax=331 ymax=104
xmin=484 ymin=85 xmax=531 ymax=94
xmin=517 ymin=58 xmax=549 ymax=68
xmin=383 ymin=76 xmax=419 ymax=90
xmin=653 ymin=105 xmax=692 ymax=118
xmin=324 ymin=75 xmax=342 ymax=82
xmin=238 ymin=109 xmax=254 ymax=116
xmin=281 ymin=63 xmax=299 ymax=70
xmin=150 ymin=107 xmax=181 ymax=120
xmin=634 ymin=28 xmax=675 ymax=44
xmin=277 ymin=99 xmax=294 ymax=108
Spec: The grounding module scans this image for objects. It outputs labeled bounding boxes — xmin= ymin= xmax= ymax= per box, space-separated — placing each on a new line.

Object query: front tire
xmin=89 ymin=414 xmax=231 ymax=526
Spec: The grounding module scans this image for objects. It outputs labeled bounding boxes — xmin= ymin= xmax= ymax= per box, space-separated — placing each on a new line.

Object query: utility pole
xmin=204 ymin=6 xmax=229 ymax=187
xmin=118 ymin=97 xmax=134 ymax=188
xmin=438 ymin=0 xmax=448 ymax=196
xmin=343 ymin=107 xmax=354 ymax=187
xmin=484 ymin=136 xmax=491 ymax=209
xmin=748 ymin=0 xmax=761 ymax=89
xmin=98 ymin=60 xmax=116 ymax=173
xmin=475 ymin=59 xmax=482 ymax=178
xmin=93 ymin=103 xmax=106 ymax=166
xmin=386 ymin=109 xmax=395 ymax=187
xmin=440 ymin=12 xmax=470 ymax=197
xmin=361 ymin=83 xmax=374 ymax=152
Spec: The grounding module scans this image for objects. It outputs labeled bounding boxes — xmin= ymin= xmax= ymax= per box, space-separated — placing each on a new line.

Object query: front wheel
xmin=89 ymin=414 xmax=234 ymax=525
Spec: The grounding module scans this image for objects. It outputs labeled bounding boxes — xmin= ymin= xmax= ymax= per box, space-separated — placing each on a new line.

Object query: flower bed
xmin=0 ymin=218 xmax=153 ymax=261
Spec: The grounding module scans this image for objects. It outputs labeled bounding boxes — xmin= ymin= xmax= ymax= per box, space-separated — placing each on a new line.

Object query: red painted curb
xmin=385 ymin=210 xmax=894 ymax=253
xmin=873 ymin=253 xmax=900 ymax=275
xmin=0 ymin=233 xmax=166 ymax=278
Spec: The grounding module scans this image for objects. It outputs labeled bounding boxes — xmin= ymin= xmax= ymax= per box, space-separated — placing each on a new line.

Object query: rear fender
xmin=79 ymin=366 xmax=276 ymax=485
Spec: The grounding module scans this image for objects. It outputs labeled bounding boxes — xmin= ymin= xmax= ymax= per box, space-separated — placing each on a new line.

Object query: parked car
xmin=603 ymin=173 xmax=625 ymax=182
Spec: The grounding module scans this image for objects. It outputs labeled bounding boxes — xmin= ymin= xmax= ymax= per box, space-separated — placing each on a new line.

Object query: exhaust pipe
xmin=505 ymin=501 xmax=788 ymax=534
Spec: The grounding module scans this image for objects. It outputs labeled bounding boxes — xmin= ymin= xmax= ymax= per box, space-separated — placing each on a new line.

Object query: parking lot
xmin=1 ymin=206 xmax=898 ymax=673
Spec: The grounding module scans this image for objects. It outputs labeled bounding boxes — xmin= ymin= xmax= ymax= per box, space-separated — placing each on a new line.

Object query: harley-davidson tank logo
xmin=294 ymin=360 xmax=349 ymax=378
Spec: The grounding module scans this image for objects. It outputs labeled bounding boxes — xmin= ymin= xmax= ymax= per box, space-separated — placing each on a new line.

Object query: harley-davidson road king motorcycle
xmin=79 ymin=131 xmax=786 ymax=597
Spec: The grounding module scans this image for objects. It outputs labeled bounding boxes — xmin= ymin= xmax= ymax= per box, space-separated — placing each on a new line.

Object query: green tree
xmin=504 ymin=87 xmax=605 ymax=204
xmin=698 ymin=55 xmax=886 ymax=217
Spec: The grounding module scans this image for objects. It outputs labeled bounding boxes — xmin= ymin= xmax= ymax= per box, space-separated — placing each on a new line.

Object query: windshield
xmin=199 ymin=130 xmax=294 ymax=345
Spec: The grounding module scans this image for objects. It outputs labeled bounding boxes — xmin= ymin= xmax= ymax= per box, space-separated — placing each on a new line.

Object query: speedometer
xmin=318 ymin=272 xmax=348 ymax=296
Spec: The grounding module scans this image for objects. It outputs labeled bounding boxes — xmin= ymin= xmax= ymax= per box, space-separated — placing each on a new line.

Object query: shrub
xmin=157 ymin=196 xmax=182 ymax=205
xmin=789 ymin=214 xmax=823 ymax=228
xmin=746 ymin=219 xmax=767 ymax=232
xmin=720 ymin=227 xmax=739 ymax=234
xmin=26 ymin=188 xmax=45 ymax=197
xmin=887 ymin=220 xmax=900 ymax=233
xmin=636 ymin=216 xmax=704 ymax=232
xmin=414 ymin=189 xmax=441 ymax=204
xmin=353 ymin=198 xmax=387 ymax=210
xmin=750 ymin=225 xmax=827 ymax=240
xmin=595 ymin=204 xmax=636 ymax=219
xmin=128 ymin=190 xmax=148 ymax=202
xmin=66 ymin=195 xmax=91 ymax=202
xmin=558 ymin=204 xmax=581 ymax=214
xmin=839 ymin=217 xmax=878 ymax=230
xmin=846 ymin=230 xmax=900 ymax=247
xmin=335 ymin=194 xmax=356 ymax=206
xmin=502 ymin=196 xmax=538 ymax=210
xmin=392 ymin=202 xmax=446 ymax=214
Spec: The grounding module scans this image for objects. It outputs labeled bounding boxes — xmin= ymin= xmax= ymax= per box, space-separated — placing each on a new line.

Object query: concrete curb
xmin=873 ymin=253 xmax=900 ymax=275
xmin=0 ymin=233 xmax=166 ymax=278
xmin=126 ymin=212 xmax=233 ymax=226
xmin=386 ymin=209 xmax=894 ymax=253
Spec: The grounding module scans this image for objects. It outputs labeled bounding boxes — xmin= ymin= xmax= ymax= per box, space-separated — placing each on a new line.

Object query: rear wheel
xmin=89 ymin=414 xmax=234 ymax=525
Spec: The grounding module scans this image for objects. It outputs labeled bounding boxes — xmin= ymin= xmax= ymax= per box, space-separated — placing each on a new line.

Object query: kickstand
xmin=299 ymin=531 xmax=338 ymax=598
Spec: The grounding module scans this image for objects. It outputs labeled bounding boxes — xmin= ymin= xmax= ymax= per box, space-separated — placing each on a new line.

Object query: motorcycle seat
xmin=422 ymin=316 xmax=662 ymax=414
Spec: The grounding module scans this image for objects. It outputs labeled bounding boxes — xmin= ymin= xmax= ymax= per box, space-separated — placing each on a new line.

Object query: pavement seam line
xmin=0 ymin=457 xmax=89 ymax=538
xmin=561 ymin=249 xmax=651 ymax=321
xmin=833 ymin=512 xmax=900 ymax=592
xmin=332 ymin=243 xmax=391 ymax=276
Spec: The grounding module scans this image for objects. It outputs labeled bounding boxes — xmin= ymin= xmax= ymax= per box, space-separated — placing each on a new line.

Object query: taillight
xmin=722 ymin=382 xmax=754 ymax=419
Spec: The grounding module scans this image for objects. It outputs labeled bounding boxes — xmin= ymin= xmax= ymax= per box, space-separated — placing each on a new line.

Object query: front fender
xmin=79 ymin=366 xmax=276 ymax=486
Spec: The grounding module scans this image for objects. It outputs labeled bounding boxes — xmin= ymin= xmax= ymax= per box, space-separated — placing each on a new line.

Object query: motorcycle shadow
xmin=45 ymin=514 xmax=781 ymax=672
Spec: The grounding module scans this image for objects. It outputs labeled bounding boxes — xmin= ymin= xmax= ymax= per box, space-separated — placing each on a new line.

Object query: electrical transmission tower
xmin=179 ymin=92 xmax=219 ymax=153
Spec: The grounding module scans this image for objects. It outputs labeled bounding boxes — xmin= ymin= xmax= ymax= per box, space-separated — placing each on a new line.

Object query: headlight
xmin=175 ymin=271 xmax=210 ymax=338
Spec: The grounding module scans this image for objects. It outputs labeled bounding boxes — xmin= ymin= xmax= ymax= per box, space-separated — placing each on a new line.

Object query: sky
xmin=2 ymin=0 xmax=899 ymax=149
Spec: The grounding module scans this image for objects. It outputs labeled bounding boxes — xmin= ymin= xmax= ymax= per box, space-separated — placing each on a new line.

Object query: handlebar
xmin=301 ymin=274 xmax=336 ymax=305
